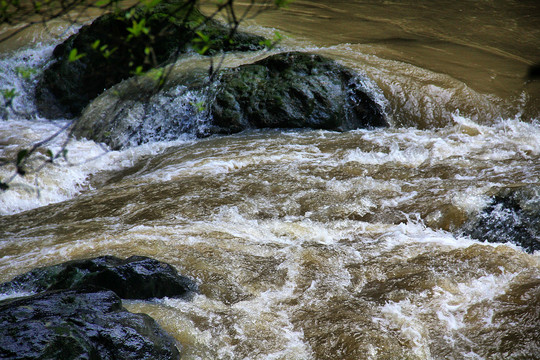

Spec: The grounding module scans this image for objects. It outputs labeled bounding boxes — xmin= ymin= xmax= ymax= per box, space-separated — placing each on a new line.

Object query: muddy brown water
xmin=1 ymin=1 xmax=540 ymax=359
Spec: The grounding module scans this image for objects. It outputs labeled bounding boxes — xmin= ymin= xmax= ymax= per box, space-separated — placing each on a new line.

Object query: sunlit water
xmin=1 ymin=1 xmax=540 ymax=359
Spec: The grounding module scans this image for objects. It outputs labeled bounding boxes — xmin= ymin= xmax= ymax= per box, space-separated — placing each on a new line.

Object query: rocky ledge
xmin=0 ymin=255 xmax=197 ymax=360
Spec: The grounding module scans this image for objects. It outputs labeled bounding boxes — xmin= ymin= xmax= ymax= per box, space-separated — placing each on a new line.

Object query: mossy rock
xmin=208 ymin=51 xmax=388 ymax=134
xmin=36 ymin=0 xmax=264 ymax=118
xmin=73 ymin=51 xmax=388 ymax=149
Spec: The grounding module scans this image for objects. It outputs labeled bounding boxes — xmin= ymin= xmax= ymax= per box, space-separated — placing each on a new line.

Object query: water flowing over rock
xmin=35 ymin=0 xmax=264 ymax=118
xmin=0 ymin=255 xmax=198 ymax=300
xmin=0 ymin=288 xmax=181 ymax=360
xmin=73 ymin=51 xmax=388 ymax=149
xmin=460 ymin=185 xmax=540 ymax=253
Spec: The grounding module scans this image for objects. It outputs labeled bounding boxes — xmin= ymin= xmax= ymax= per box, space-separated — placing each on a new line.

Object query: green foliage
xmin=68 ymin=48 xmax=86 ymax=62
xmin=126 ymin=18 xmax=150 ymax=40
xmin=46 ymin=149 xmax=54 ymax=163
xmin=92 ymin=40 xmax=118 ymax=58
xmin=274 ymin=0 xmax=292 ymax=8
xmin=0 ymin=0 xmax=20 ymax=23
xmin=1 ymin=88 xmax=17 ymax=102
xmin=193 ymin=31 xmax=212 ymax=55
xmin=15 ymin=66 xmax=37 ymax=79
xmin=94 ymin=0 xmax=111 ymax=7
xmin=132 ymin=65 xmax=145 ymax=75
xmin=259 ymin=31 xmax=283 ymax=50
xmin=190 ymin=100 xmax=205 ymax=112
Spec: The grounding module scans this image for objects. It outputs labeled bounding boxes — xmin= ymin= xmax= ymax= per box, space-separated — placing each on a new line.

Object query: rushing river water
xmin=1 ymin=0 xmax=540 ymax=359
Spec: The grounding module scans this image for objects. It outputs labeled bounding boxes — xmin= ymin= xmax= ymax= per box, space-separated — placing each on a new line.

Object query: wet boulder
xmin=0 ymin=255 xmax=197 ymax=300
xmin=0 ymin=288 xmax=181 ymax=360
xmin=208 ymin=51 xmax=388 ymax=134
xmin=460 ymin=185 xmax=540 ymax=253
xmin=36 ymin=0 xmax=265 ymax=118
xmin=73 ymin=51 xmax=388 ymax=149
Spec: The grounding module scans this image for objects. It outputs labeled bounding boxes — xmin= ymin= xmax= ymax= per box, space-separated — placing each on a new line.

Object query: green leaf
xmin=68 ymin=48 xmax=86 ymax=62
xmin=126 ymin=18 xmax=150 ymax=39
xmin=143 ymin=0 xmax=161 ymax=10
xmin=102 ymin=47 xmax=117 ymax=59
xmin=1 ymin=88 xmax=17 ymax=102
xmin=46 ymin=149 xmax=54 ymax=163
xmin=91 ymin=39 xmax=101 ymax=50
xmin=195 ymin=31 xmax=210 ymax=43
xmin=190 ymin=100 xmax=206 ymax=113
xmin=274 ymin=0 xmax=292 ymax=8
xmin=15 ymin=66 xmax=37 ymax=79
xmin=193 ymin=31 xmax=212 ymax=55
xmin=94 ymin=0 xmax=110 ymax=7
xmin=132 ymin=65 xmax=144 ymax=76
xmin=259 ymin=31 xmax=284 ymax=50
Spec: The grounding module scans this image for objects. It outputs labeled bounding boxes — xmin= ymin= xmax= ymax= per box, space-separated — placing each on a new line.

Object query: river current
xmin=1 ymin=1 xmax=540 ymax=359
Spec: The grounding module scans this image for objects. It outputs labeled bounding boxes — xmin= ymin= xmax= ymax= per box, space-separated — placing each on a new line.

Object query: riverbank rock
xmin=0 ymin=288 xmax=181 ymax=360
xmin=460 ymin=185 xmax=540 ymax=253
xmin=0 ymin=255 xmax=197 ymax=300
xmin=73 ymin=51 xmax=388 ymax=149
xmin=35 ymin=0 xmax=264 ymax=118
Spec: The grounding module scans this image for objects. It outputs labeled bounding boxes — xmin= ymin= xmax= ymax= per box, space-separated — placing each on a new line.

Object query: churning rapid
xmin=1 ymin=0 xmax=540 ymax=359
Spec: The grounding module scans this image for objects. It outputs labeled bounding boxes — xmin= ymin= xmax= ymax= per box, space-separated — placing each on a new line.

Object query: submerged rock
xmin=36 ymin=0 xmax=264 ymax=118
xmin=0 ymin=288 xmax=181 ymax=360
xmin=73 ymin=51 xmax=388 ymax=149
xmin=460 ymin=185 xmax=540 ymax=253
xmin=0 ymin=255 xmax=197 ymax=299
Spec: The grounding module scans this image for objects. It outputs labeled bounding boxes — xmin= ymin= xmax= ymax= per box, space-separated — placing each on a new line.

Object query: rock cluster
xmin=72 ymin=51 xmax=388 ymax=149
xmin=0 ymin=289 xmax=181 ymax=360
xmin=33 ymin=2 xmax=389 ymax=148
xmin=36 ymin=0 xmax=264 ymax=118
xmin=0 ymin=255 xmax=197 ymax=360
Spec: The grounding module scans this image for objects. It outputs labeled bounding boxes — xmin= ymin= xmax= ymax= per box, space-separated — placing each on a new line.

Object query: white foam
xmin=0 ymin=119 xmax=192 ymax=215
xmin=380 ymin=299 xmax=432 ymax=358
xmin=344 ymin=141 xmax=429 ymax=167
xmin=0 ymin=43 xmax=56 ymax=120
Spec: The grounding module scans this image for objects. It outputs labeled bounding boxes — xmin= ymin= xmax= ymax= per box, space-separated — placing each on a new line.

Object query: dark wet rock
xmin=208 ymin=51 xmax=388 ymax=134
xmin=36 ymin=0 xmax=264 ymax=118
xmin=0 ymin=255 xmax=197 ymax=300
xmin=460 ymin=185 xmax=540 ymax=253
xmin=0 ymin=288 xmax=181 ymax=360
xmin=527 ymin=63 xmax=540 ymax=80
xmin=73 ymin=51 xmax=388 ymax=149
